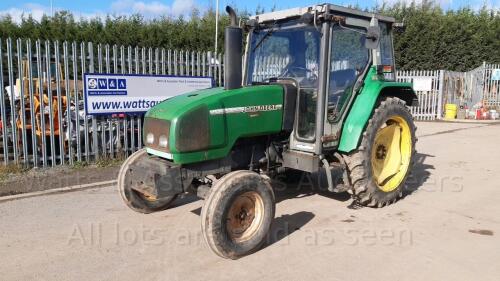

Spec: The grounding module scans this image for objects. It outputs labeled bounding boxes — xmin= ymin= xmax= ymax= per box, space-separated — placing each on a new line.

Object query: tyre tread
xmin=342 ymin=97 xmax=417 ymax=208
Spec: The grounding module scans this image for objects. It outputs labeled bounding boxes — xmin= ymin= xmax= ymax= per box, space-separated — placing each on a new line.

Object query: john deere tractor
xmin=118 ymin=4 xmax=417 ymax=259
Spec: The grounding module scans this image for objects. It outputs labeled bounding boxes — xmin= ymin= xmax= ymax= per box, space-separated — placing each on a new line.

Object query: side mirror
xmin=244 ymin=19 xmax=258 ymax=32
xmin=393 ymin=22 xmax=406 ymax=33
xmin=365 ymin=26 xmax=381 ymax=49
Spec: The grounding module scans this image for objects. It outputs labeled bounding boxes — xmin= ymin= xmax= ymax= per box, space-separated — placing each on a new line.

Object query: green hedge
xmin=0 ymin=3 xmax=498 ymax=71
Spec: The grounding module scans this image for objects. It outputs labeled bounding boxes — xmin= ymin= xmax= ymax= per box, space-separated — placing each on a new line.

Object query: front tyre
xmin=201 ymin=170 xmax=275 ymax=259
xmin=118 ymin=149 xmax=176 ymax=214
xmin=342 ymin=97 xmax=416 ymax=207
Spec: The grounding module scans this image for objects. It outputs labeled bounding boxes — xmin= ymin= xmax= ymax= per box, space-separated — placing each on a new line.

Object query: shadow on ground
xmin=186 ymin=153 xmax=434 ymax=256
xmin=172 ymin=194 xmax=200 ymax=209
xmin=262 ymin=211 xmax=315 ymax=249
xmin=189 ymin=152 xmax=434 ymax=215
xmin=404 ymin=152 xmax=434 ymax=197
xmin=270 ymin=152 xmax=434 ymax=209
xmin=270 ymin=171 xmax=351 ymax=204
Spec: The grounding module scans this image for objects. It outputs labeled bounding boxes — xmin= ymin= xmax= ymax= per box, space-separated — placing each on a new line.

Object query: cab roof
xmin=250 ymin=3 xmax=395 ymax=24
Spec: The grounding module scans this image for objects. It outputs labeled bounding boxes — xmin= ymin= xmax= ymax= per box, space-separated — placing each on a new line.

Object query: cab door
xmin=322 ymin=20 xmax=372 ymax=149
xmin=288 ymin=24 xmax=325 ymax=154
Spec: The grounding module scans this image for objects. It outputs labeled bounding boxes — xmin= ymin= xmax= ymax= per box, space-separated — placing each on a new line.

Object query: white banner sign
xmin=84 ymin=74 xmax=213 ymax=115
xmin=412 ymin=77 xmax=433 ymax=92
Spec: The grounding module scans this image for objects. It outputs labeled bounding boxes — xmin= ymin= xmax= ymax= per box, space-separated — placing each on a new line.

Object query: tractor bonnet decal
xmin=210 ymin=104 xmax=282 ymax=115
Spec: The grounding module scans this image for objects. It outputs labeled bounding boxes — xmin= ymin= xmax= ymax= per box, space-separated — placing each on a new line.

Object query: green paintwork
xmin=145 ymin=67 xmax=413 ymax=163
xmin=337 ymin=67 xmax=414 ymax=153
xmin=145 ymin=85 xmax=284 ymax=164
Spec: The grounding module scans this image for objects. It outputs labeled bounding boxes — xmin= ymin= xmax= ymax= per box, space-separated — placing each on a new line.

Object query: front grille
xmin=175 ymin=105 xmax=210 ymax=152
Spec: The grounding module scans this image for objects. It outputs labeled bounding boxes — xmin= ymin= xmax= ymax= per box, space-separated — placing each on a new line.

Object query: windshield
xmin=246 ymin=22 xmax=321 ymax=87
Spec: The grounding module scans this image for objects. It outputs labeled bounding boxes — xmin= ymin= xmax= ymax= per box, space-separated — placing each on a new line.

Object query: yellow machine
xmin=14 ymin=60 xmax=82 ymax=153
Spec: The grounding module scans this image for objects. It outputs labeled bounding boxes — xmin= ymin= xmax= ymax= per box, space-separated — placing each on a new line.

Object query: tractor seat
xmin=329 ymin=69 xmax=356 ymax=94
xmin=328 ymin=69 xmax=356 ymax=103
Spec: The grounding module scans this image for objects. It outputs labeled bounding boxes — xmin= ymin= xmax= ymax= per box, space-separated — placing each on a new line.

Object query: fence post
xmin=16 ymin=39 xmax=29 ymax=165
xmin=481 ymin=61 xmax=487 ymax=104
xmin=7 ymin=38 xmax=19 ymax=164
xmin=45 ymin=40 xmax=56 ymax=167
xmin=437 ymin=70 xmax=445 ymax=119
xmin=0 ymin=39 xmax=8 ymax=165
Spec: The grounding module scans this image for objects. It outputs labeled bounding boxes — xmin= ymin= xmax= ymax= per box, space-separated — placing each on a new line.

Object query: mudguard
xmin=338 ymin=68 xmax=415 ymax=153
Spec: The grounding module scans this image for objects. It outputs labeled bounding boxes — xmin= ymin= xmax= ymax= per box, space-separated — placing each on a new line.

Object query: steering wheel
xmin=281 ymin=66 xmax=318 ymax=87
xmin=280 ymin=66 xmax=314 ymax=79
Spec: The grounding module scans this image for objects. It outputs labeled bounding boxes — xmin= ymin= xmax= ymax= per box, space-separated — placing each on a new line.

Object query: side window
xmin=380 ymin=23 xmax=394 ymax=67
xmin=327 ymin=26 xmax=370 ymax=122
xmin=295 ymin=29 xmax=322 ymax=140
xmin=304 ymin=30 xmax=320 ymax=81
xmin=379 ymin=23 xmax=395 ymax=80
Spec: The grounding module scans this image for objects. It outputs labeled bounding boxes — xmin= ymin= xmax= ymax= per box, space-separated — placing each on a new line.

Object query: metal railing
xmin=443 ymin=65 xmax=485 ymax=108
xmin=1 ymin=38 xmax=224 ymax=167
xmin=1 ymin=37 xmax=498 ymax=168
xmin=397 ymin=70 xmax=443 ymax=121
xmin=439 ymin=63 xmax=500 ymax=113
xmin=478 ymin=63 xmax=499 ymax=109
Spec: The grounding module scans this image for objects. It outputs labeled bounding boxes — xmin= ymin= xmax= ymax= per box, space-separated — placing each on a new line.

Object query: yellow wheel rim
xmin=226 ymin=191 xmax=265 ymax=243
xmin=371 ymin=115 xmax=412 ymax=192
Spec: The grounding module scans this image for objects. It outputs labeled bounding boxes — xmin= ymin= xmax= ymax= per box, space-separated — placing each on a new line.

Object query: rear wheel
xmin=342 ymin=97 xmax=416 ymax=207
xmin=118 ymin=149 xmax=176 ymax=213
xmin=201 ymin=170 xmax=275 ymax=259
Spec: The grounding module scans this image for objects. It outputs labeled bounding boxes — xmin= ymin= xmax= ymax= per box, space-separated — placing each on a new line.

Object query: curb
xmin=0 ymin=180 xmax=117 ymax=203
xmin=417 ymin=119 xmax=500 ymax=124
xmin=440 ymin=119 xmax=500 ymax=124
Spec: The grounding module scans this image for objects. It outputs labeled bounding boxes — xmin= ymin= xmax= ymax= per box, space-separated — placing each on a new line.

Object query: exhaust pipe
xmin=224 ymin=6 xmax=242 ymax=90
xmin=227 ymin=6 xmax=238 ymax=26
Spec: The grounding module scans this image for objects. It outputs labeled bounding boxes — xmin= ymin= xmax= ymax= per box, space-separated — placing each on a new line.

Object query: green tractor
xmin=118 ymin=4 xmax=417 ymax=259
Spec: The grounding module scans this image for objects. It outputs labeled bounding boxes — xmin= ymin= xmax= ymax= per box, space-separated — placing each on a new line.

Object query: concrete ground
xmin=1 ymin=121 xmax=499 ymax=281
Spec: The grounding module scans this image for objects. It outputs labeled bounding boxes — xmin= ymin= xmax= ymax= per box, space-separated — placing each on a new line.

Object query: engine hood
xmin=143 ymin=84 xmax=285 ymax=164
xmin=145 ymin=85 xmax=285 ymax=122
xmin=146 ymin=87 xmax=226 ymax=120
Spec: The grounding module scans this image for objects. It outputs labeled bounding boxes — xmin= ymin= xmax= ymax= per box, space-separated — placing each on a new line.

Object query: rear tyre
xmin=118 ymin=149 xmax=176 ymax=214
xmin=342 ymin=97 xmax=416 ymax=207
xmin=201 ymin=170 xmax=275 ymax=259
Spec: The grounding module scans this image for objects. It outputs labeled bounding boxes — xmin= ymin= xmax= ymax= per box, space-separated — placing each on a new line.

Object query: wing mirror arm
xmin=364 ymin=26 xmax=381 ymax=50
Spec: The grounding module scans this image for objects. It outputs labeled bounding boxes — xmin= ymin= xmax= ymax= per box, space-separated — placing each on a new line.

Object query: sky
xmin=0 ymin=0 xmax=497 ymax=22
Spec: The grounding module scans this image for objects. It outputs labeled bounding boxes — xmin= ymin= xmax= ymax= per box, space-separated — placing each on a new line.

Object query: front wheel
xmin=342 ymin=97 xmax=417 ymax=207
xmin=118 ymin=149 xmax=176 ymax=213
xmin=201 ymin=170 xmax=275 ymax=259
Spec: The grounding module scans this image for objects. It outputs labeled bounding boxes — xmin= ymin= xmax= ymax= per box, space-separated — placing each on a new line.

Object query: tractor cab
xmin=243 ymin=5 xmax=398 ymax=157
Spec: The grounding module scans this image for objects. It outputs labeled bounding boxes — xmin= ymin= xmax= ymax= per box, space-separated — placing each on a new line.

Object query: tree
xmin=0 ymin=4 xmax=498 ymax=70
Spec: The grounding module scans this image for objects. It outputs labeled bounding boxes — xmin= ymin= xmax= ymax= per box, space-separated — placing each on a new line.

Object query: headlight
xmin=158 ymin=135 xmax=168 ymax=148
xmin=146 ymin=133 xmax=155 ymax=144
xmin=143 ymin=117 xmax=170 ymax=152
